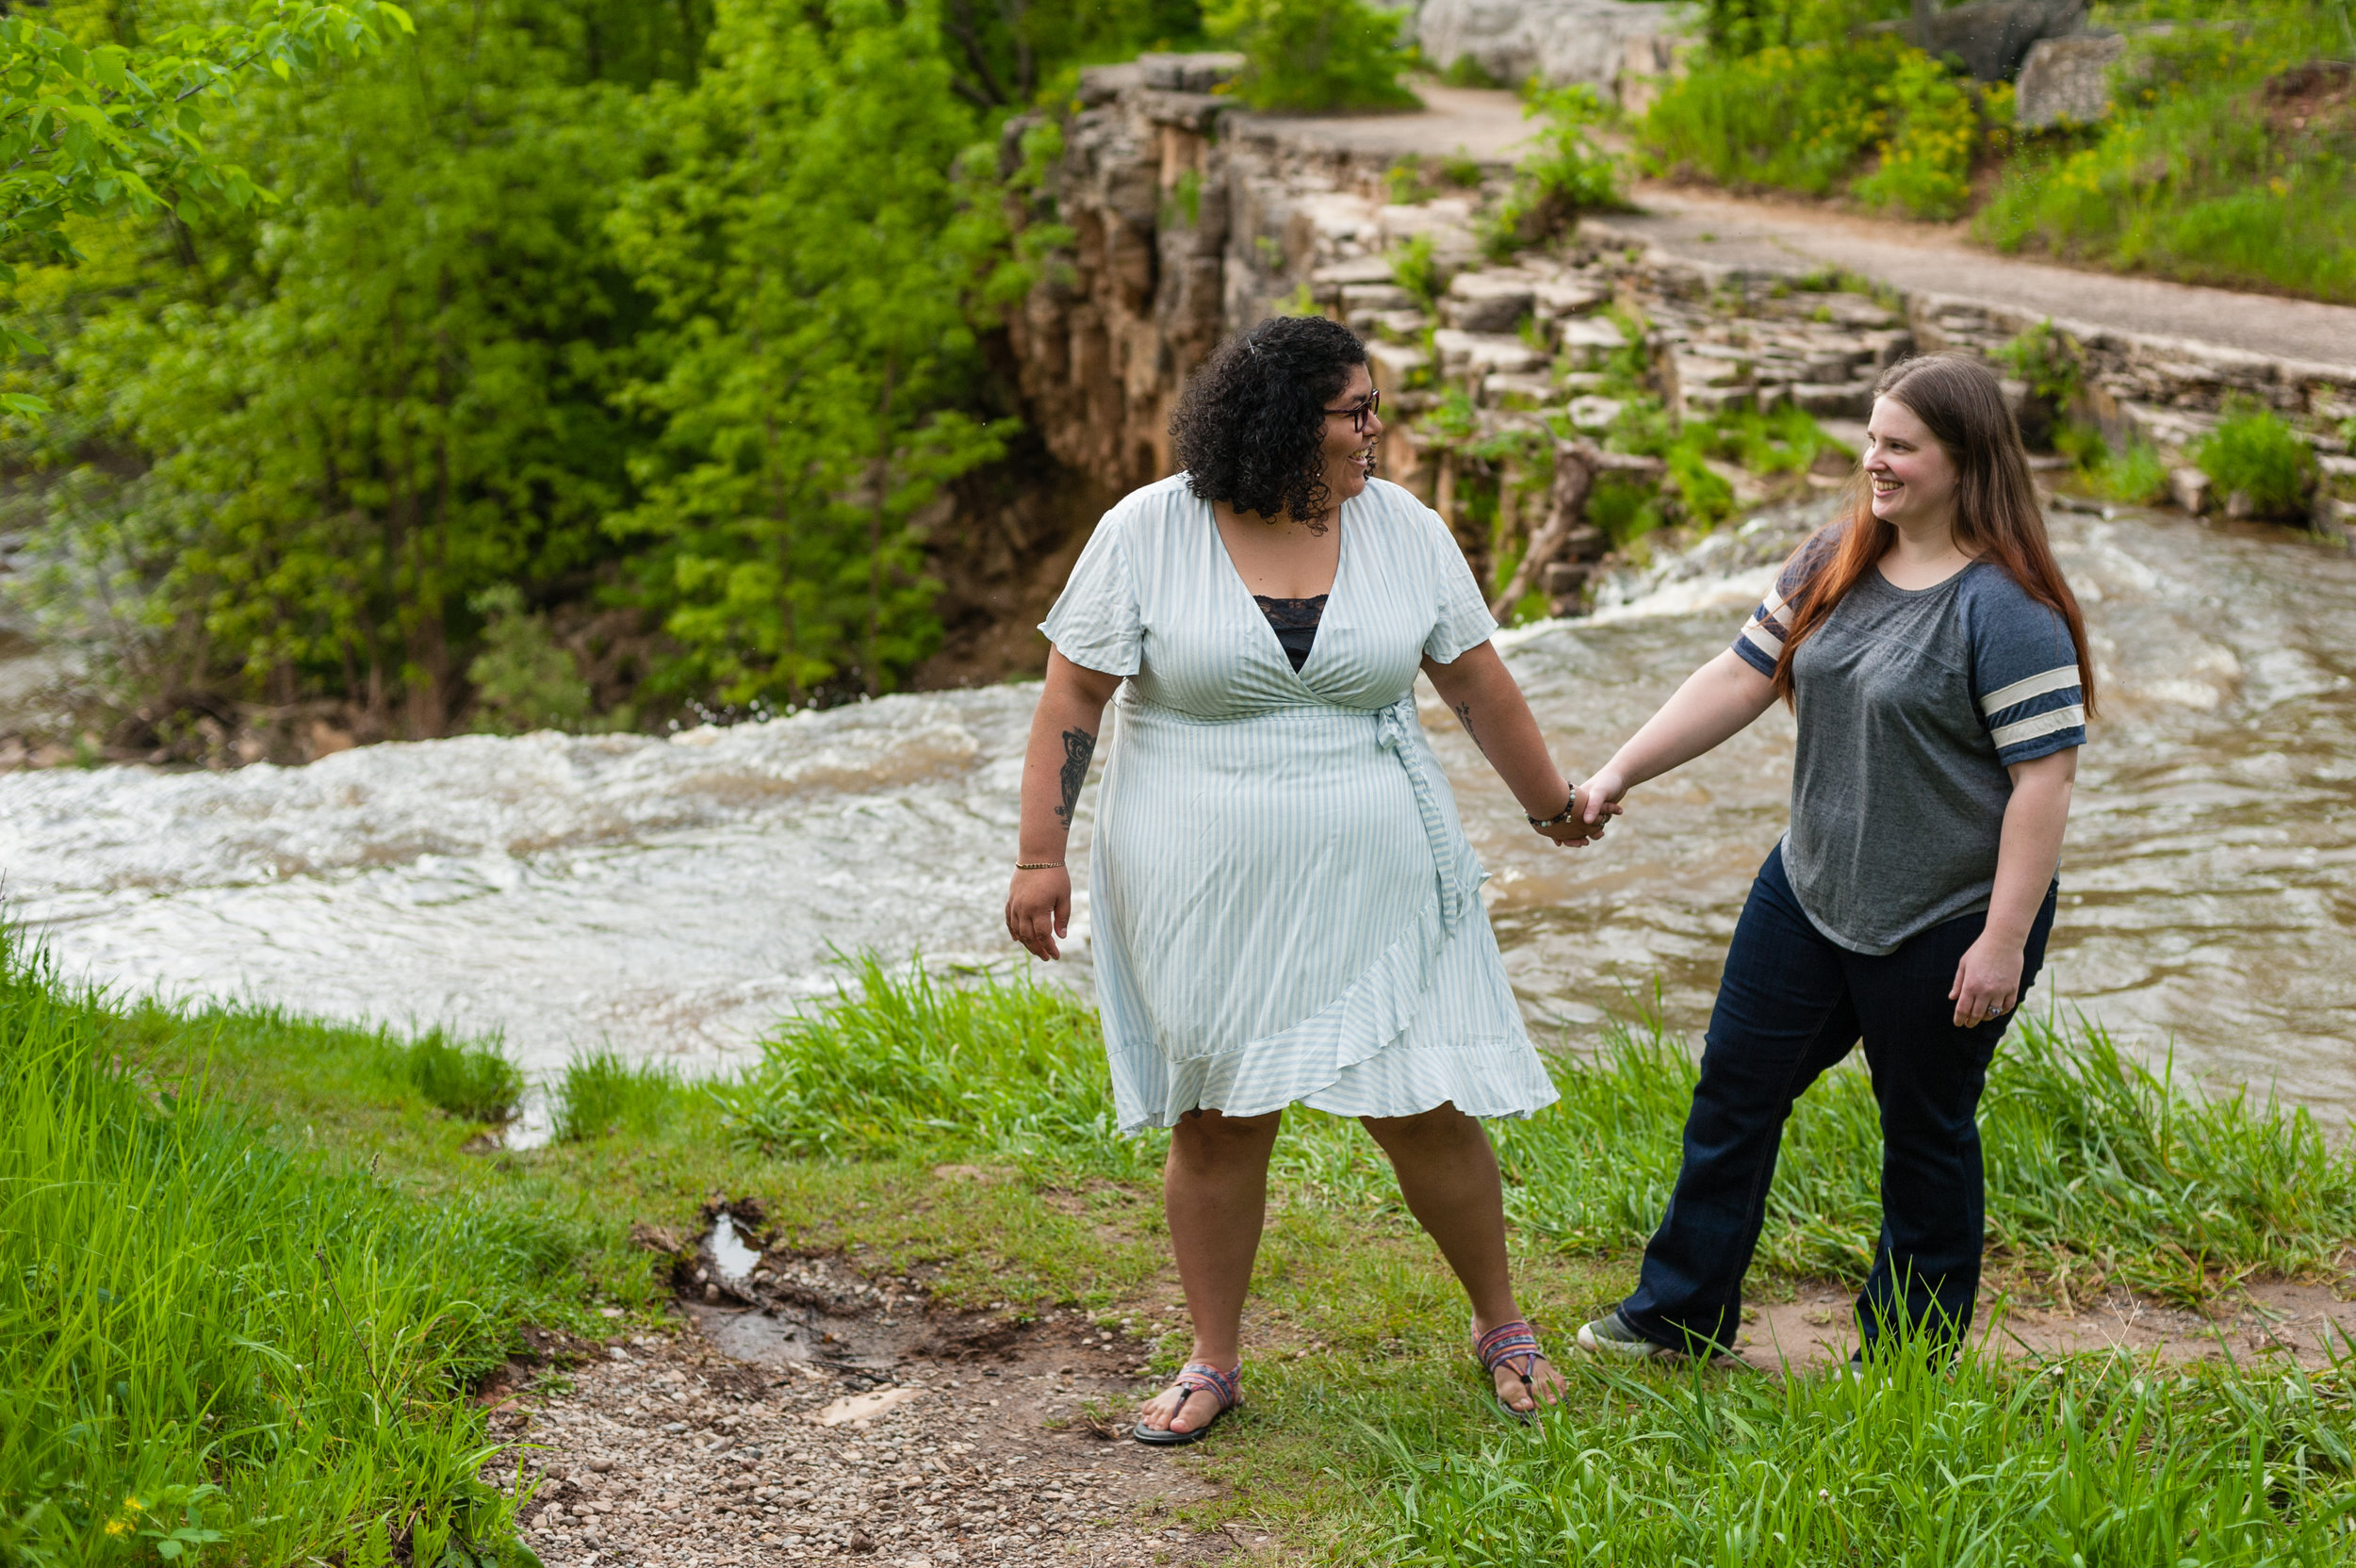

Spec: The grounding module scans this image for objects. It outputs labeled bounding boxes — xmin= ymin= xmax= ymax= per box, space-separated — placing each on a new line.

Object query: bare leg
xmin=1361 ymin=1102 xmax=1564 ymax=1413
xmin=1137 ymin=1107 xmax=1283 ymax=1435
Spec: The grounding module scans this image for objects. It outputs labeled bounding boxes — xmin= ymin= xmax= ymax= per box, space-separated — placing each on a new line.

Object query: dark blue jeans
xmin=1619 ymin=843 xmax=2056 ymax=1357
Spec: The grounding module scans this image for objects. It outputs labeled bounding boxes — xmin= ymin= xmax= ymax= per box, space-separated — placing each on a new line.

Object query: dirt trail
xmin=1735 ymin=1278 xmax=2356 ymax=1375
xmin=1284 ymin=81 xmax=2356 ymax=369
xmin=485 ymin=1239 xmax=1266 ymax=1568
xmin=1595 ymin=185 xmax=2356 ymax=370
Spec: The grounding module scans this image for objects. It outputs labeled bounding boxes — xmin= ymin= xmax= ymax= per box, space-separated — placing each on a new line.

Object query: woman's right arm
xmin=1006 ymin=649 xmax=1125 ymax=961
xmin=1579 ymin=648 xmax=1777 ymax=824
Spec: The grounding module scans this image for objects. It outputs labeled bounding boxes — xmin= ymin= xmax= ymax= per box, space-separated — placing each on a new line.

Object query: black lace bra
xmin=1253 ymin=593 xmax=1327 ymax=673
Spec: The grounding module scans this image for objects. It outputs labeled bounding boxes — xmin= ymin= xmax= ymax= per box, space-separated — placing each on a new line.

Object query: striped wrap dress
xmin=1040 ymin=473 xmax=1561 ymax=1135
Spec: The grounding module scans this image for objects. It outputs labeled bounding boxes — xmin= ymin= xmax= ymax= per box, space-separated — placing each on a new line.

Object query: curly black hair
xmin=1170 ymin=315 xmax=1368 ymax=530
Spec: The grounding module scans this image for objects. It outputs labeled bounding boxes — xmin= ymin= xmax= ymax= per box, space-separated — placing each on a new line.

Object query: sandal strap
xmin=1476 ymin=1320 xmax=1543 ymax=1379
xmin=1169 ymin=1361 xmax=1240 ymax=1413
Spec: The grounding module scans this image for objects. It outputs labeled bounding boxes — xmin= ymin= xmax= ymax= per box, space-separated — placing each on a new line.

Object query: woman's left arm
xmin=1951 ymin=747 xmax=2078 ymax=1028
xmin=1421 ymin=643 xmax=1602 ymax=845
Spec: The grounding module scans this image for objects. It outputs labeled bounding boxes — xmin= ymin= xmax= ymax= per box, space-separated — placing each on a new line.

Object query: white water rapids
xmin=3 ymin=503 xmax=2350 ymax=1115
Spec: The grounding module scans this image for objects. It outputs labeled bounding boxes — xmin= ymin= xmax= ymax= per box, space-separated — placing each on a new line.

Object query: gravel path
xmin=483 ymin=1249 xmax=1273 ymax=1568
xmin=1591 ymin=186 xmax=2356 ymax=372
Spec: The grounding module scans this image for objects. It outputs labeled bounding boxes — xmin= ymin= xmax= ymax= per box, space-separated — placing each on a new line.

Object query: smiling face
xmin=1317 ymin=365 xmax=1383 ymax=513
xmin=1863 ymin=395 xmax=1961 ymax=536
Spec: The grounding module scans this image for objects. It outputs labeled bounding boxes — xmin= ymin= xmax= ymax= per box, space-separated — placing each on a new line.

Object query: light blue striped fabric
xmin=1041 ymin=474 xmax=1559 ymax=1135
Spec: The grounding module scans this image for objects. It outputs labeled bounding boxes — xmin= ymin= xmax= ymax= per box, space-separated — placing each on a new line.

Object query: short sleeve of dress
xmin=1039 ymin=508 xmax=1142 ymax=677
xmin=1968 ymin=574 xmax=2086 ymax=765
xmin=1422 ymin=504 xmax=1497 ymax=664
xmin=1731 ymin=526 xmax=1840 ymax=678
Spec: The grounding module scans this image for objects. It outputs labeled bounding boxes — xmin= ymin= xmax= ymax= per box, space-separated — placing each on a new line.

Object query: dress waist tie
xmin=1376 ymin=694 xmax=1483 ymax=937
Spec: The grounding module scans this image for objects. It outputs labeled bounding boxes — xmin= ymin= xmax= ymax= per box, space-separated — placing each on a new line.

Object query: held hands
xmin=1528 ymin=768 xmax=1629 ymax=846
xmin=1006 ymin=866 xmax=1072 ymax=962
xmin=1950 ymin=931 xmax=2026 ymax=1029
xmin=1531 ymin=777 xmax=1625 ymax=846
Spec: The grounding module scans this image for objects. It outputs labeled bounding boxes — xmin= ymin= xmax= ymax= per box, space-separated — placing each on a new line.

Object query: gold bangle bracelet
xmin=1015 ymin=861 xmax=1066 ymax=871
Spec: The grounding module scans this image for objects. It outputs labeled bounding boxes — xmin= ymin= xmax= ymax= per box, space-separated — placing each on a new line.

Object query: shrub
xmin=1489 ymin=85 xmax=1627 ymax=249
xmin=2193 ymin=404 xmax=2317 ymax=517
xmin=467 ymin=584 xmax=594 ymax=735
xmin=2090 ymin=438 xmax=2172 ymax=506
xmin=1639 ymin=36 xmax=1988 ymax=220
xmin=1206 ymin=0 xmax=1420 ymax=113
xmin=1388 ymin=232 xmax=1441 ymax=304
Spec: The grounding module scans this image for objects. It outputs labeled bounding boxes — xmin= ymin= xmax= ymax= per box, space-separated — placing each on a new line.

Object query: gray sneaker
xmin=1576 ymin=1310 xmax=1669 ymax=1360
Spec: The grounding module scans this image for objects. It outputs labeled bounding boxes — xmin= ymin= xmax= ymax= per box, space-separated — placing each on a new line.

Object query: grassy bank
xmin=1631 ymin=2 xmax=2356 ymax=303
xmin=17 ymin=946 xmax=2356 ymax=1561
xmin=0 ymin=938 xmax=584 ymax=1567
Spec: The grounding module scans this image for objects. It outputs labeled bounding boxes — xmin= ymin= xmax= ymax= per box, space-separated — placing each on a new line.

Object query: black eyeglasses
xmin=1323 ymin=389 xmax=1381 ymax=434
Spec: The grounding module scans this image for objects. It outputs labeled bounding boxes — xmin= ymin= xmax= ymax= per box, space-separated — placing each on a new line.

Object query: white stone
xmin=1341 ymin=283 xmax=1419 ymax=315
xmin=1552 ymin=314 xmax=1627 ymax=367
xmin=1414 ymin=0 xmax=1699 ymax=93
xmin=1434 ymin=329 xmax=1545 ymax=378
xmin=1566 ymin=395 xmax=1624 ymax=431
xmin=1443 ymin=270 xmax=1538 ymax=333
xmin=1532 ymin=278 xmax=1609 ymax=318
xmin=2016 ymin=34 xmax=2125 ymax=130
xmin=1366 ymin=339 xmax=1431 ymax=393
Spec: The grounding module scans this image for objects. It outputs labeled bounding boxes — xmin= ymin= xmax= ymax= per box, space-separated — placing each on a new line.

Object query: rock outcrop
xmin=2015 ymin=32 xmax=2126 ymax=127
xmin=937 ymin=57 xmax=2356 ymax=682
xmin=1411 ymin=0 xmax=1696 ymax=94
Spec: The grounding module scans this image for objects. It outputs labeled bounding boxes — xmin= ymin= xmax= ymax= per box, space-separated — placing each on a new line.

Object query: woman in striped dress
xmin=1005 ymin=316 xmax=1609 ymax=1441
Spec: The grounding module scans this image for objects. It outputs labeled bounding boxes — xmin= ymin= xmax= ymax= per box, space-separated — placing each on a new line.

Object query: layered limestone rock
xmin=966 ymin=56 xmax=2356 ymax=669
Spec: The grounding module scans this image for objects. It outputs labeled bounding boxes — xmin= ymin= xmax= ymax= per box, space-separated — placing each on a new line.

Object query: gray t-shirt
xmin=1732 ymin=531 xmax=2086 ymax=955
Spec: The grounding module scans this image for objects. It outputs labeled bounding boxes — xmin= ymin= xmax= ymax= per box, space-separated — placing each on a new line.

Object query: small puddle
xmin=706 ymin=1211 xmax=761 ymax=1282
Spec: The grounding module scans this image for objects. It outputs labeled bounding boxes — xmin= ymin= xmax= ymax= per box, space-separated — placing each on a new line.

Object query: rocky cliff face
xmin=911 ymin=56 xmax=2356 ymax=687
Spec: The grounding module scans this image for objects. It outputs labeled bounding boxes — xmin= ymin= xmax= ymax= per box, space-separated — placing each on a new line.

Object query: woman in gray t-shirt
xmin=1568 ymin=352 xmax=2094 ymax=1364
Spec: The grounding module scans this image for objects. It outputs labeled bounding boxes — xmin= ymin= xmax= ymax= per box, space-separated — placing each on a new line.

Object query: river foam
xmin=3 ymin=503 xmax=2351 ymax=1114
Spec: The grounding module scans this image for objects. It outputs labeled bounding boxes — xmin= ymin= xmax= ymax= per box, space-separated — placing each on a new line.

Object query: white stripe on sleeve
xmin=1979 ymin=664 xmax=2080 ymax=717
xmin=1989 ymin=704 xmax=2086 ymax=751
xmin=1742 ymin=618 xmax=1785 ymax=660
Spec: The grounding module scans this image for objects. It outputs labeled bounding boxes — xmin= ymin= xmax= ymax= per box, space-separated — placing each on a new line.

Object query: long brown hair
xmin=1772 ymin=352 xmax=2099 ymax=715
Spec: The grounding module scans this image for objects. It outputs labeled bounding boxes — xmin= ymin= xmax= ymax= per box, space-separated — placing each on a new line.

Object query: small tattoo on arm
xmin=1055 ymin=727 xmax=1096 ymax=826
xmin=1453 ymin=701 xmax=1489 ymax=758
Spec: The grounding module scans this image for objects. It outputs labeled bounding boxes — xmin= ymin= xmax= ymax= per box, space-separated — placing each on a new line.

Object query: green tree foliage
xmin=0 ymin=0 xmax=416 ymax=394
xmin=1206 ymin=0 xmax=1418 ymax=113
xmin=2 ymin=0 xmax=1187 ymax=745
xmin=8 ymin=0 xmax=701 ymax=741
xmin=607 ymin=0 xmax=1019 ymax=706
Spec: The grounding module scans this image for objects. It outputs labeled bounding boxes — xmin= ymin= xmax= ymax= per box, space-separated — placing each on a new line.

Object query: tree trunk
xmin=864 ymin=358 xmax=897 ymax=700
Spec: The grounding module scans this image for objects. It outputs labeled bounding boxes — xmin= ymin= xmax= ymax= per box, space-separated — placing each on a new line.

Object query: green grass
xmin=0 ymin=938 xmax=568 ymax=1567
xmin=1373 ymin=1337 xmax=2356 ymax=1564
xmin=728 ymin=961 xmax=2356 ymax=1308
xmin=552 ymin=1049 xmax=680 ymax=1143
xmin=1976 ymin=29 xmax=2356 ymax=303
xmin=394 ymin=1030 xmax=524 ymax=1124
xmin=34 ymin=948 xmax=2356 ymax=1564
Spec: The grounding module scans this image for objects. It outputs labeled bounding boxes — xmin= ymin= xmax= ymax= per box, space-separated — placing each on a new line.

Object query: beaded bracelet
xmin=1527 ymin=790 xmax=1580 ymax=828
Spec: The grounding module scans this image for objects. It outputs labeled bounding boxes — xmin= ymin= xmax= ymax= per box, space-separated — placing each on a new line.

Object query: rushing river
xmin=1 ymin=502 xmax=2350 ymax=1117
